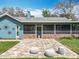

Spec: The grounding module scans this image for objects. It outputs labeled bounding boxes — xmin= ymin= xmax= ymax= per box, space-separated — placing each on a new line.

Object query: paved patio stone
xmin=0 ymin=39 xmax=78 ymax=58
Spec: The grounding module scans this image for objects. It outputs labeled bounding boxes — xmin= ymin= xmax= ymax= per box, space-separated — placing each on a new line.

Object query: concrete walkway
xmin=0 ymin=39 xmax=78 ymax=58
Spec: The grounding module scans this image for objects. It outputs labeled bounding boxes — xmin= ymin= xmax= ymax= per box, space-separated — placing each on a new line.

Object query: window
xmin=8 ymin=31 xmax=11 ymax=34
xmin=72 ymin=24 xmax=79 ymax=34
xmin=12 ymin=28 xmax=15 ymax=30
xmin=43 ymin=25 xmax=54 ymax=34
xmin=24 ymin=25 xmax=35 ymax=34
xmin=56 ymin=24 xmax=70 ymax=31
xmin=72 ymin=24 xmax=79 ymax=31
xmin=4 ymin=26 xmax=8 ymax=29
xmin=17 ymin=26 xmax=19 ymax=36
xmin=56 ymin=24 xmax=70 ymax=34
xmin=17 ymin=32 xmax=19 ymax=36
xmin=0 ymin=28 xmax=1 ymax=30
xmin=20 ymin=27 xmax=22 ymax=30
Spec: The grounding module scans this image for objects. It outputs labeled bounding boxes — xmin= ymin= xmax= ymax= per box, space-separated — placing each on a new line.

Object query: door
xmin=16 ymin=26 xmax=19 ymax=39
xmin=37 ymin=26 xmax=42 ymax=38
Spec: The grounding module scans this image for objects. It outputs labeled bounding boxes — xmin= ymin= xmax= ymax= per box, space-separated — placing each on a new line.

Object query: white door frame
xmin=16 ymin=26 xmax=19 ymax=39
xmin=35 ymin=24 xmax=43 ymax=38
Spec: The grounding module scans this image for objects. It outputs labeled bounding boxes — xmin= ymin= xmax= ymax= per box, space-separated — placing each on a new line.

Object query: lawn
xmin=0 ymin=41 xmax=19 ymax=54
xmin=58 ymin=39 xmax=79 ymax=54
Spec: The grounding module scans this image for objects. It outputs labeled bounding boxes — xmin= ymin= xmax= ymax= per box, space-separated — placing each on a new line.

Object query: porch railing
xmin=24 ymin=31 xmax=35 ymax=34
xmin=72 ymin=31 xmax=79 ymax=34
xmin=43 ymin=31 xmax=54 ymax=34
xmin=24 ymin=31 xmax=79 ymax=34
xmin=43 ymin=31 xmax=79 ymax=34
xmin=56 ymin=31 xmax=70 ymax=34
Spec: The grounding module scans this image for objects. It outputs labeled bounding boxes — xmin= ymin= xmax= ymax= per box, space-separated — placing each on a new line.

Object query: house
xmin=0 ymin=13 xmax=79 ymax=39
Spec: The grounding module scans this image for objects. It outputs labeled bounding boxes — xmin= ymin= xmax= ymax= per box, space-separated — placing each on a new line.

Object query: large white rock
xmin=44 ymin=49 xmax=55 ymax=57
xmin=29 ymin=47 xmax=39 ymax=54
xmin=58 ymin=46 xmax=65 ymax=55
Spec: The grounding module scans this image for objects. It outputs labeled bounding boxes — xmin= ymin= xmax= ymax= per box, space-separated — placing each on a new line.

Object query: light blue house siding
xmin=0 ymin=16 xmax=23 ymax=39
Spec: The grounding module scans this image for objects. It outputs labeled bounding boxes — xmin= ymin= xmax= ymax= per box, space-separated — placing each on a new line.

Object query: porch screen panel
xmin=72 ymin=24 xmax=79 ymax=34
xmin=56 ymin=24 xmax=70 ymax=34
xmin=24 ymin=25 xmax=35 ymax=34
xmin=43 ymin=25 xmax=54 ymax=34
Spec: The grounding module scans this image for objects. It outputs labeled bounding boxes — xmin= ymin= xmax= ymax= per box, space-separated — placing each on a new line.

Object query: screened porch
xmin=24 ymin=23 xmax=79 ymax=35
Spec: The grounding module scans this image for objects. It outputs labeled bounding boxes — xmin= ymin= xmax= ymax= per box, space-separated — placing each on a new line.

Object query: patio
xmin=0 ymin=39 xmax=78 ymax=58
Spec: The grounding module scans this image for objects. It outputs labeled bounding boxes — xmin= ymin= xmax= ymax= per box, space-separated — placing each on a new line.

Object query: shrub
xmin=59 ymin=36 xmax=72 ymax=40
xmin=59 ymin=35 xmax=79 ymax=40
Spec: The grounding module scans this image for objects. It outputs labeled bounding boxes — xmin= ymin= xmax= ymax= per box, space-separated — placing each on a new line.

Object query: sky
xmin=0 ymin=0 xmax=79 ymax=17
xmin=0 ymin=0 xmax=59 ymax=9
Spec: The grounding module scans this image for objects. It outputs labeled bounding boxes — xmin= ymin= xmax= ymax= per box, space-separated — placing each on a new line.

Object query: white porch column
xmin=35 ymin=24 xmax=37 ymax=38
xmin=42 ymin=24 xmax=43 ymax=38
xmin=54 ymin=24 xmax=56 ymax=34
xmin=70 ymin=24 xmax=72 ymax=34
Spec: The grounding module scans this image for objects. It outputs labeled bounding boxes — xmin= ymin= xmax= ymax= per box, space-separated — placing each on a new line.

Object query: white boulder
xmin=58 ymin=46 xmax=65 ymax=55
xmin=29 ymin=47 xmax=39 ymax=54
xmin=44 ymin=49 xmax=55 ymax=57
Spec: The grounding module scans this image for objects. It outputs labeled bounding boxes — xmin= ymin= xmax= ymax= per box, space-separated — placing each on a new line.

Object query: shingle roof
xmin=0 ymin=13 xmax=79 ymax=23
xmin=15 ymin=17 xmax=69 ymax=22
xmin=15 ymin=17 xmax=79 ymax=23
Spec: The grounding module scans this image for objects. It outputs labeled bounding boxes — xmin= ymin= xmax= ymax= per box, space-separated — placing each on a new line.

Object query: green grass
xmin=0 ymin=41 xmax=19 ymax=54
xmin=58 ymin=39 xmax=79 ymax=54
